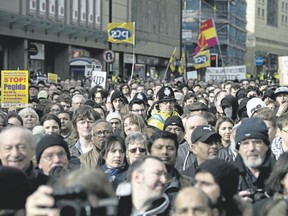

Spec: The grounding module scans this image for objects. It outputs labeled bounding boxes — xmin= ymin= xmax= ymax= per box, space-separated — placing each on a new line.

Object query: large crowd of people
xmin=1 ymin=76 xmax=288 ymax=215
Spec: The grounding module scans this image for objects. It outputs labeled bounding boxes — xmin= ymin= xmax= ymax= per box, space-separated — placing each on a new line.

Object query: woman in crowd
xmin=125 ymin=132 xmax=148 ymax=165
xmin=263 ymin=152 xmax=288 ymax=215
xmin=123 ymin=113 xmax=147 ymax=137
xmin=40 ymin=113 xmax=61 ymax=135
xmin=99 ymin=135 xmax=128 ymax=188
xmin=215 ymin=116 xmax=234 ymax=148
xmin=7 ymin=112 xmax=23 ymax=126
xmin=18 ymin=107 xmax=39 ymax=131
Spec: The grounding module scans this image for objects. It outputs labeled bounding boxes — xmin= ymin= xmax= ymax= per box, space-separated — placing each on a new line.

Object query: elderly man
xmin=36 ymin=134 xmax=70 ymax=176
xmin=71 ymin=94 xmax=86 ymax=111
xmin=148 ymin=86 xmax=179 ymax=130
xmin=0 ymin=126 xmax=47 ymax=191
xmin=117 ymin=156 xmax=170 ymax=216
xmin=235 ymin=117 xmax=275 ymax=203
xmin=79 ymin=119 xmax=113 ymax=169
xmin=183 ymin=125 xmax=221 ymax=177
xmin=148 ymin=131 xmax=192 ymax=203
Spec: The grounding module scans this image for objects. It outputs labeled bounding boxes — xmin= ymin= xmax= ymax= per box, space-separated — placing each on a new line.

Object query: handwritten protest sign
xmin=91 ymin=71 xmax=106 ymax=88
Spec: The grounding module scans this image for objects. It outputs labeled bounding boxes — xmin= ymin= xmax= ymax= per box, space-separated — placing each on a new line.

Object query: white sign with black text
xmin=205 ymin=66 xmax=246 ymax=82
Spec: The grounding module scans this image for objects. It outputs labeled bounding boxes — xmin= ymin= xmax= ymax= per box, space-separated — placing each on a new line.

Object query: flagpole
xmin=162 ymin=62 xmax=170 ymax=82
xmin=130 ymin=22 xmax=136 ymax=81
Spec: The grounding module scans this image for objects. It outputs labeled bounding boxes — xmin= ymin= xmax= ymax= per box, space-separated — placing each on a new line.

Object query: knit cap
xmin=35 ymin=134 xmax=70 ymax=164
xmin=235 ymin=117 xmax=269 ymax=149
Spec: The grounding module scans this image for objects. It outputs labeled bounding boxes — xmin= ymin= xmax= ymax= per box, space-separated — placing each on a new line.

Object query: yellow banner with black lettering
xmin=107 ymin=22 xmax=135 ymax=45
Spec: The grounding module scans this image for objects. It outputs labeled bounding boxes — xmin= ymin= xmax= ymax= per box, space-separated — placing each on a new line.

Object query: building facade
xmin=246 ymin=0 xmax=288 ymax=76
xmin=0 ymin=0 xmax=181 ymax=81
xmin=183 ymin=0 xmax=247 ymax=68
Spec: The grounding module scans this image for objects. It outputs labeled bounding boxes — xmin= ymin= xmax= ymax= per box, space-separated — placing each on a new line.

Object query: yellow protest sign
xmin=107 ymin=22 xmax=135 ymax=44
xmin=48 ymin=73 xmax=58 ymax=83
xmin=1 ymin=70 xmax=29 ymax=108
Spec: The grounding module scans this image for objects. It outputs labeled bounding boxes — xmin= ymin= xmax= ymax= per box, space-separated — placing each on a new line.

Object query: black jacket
xmin=235 ymin=148 xmax=276 ymax=193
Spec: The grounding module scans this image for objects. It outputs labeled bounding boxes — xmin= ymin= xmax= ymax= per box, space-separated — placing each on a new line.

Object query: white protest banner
xmin=279 ymin=56 xmax=288 ymax=86
xmin=91 ymin=71 xmax=106 ymax=88
xmin=205 ymin=66 xmax=246 ymax=82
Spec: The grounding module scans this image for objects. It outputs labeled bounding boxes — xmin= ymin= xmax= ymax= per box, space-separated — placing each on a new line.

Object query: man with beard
xmin=235 ymin=117 xmax=275 ymax=203
xmin=79 ymin=119 xmax=113 ymax=169
xmin=148 ymin=131 xmax=192 ymax=203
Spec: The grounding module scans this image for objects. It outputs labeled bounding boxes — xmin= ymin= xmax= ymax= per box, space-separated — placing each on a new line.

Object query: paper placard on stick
xmin=48 ymin=73 xmax=58 ymax=83
xmin=91 ymin=71 xmax=107 ymax=89
xmin=1 ymin=70 xmax=29 ymax=108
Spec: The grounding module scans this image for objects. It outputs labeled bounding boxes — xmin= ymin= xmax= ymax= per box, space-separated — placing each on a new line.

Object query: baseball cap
xmin=191 ymin=125 xmax=221 ymax=143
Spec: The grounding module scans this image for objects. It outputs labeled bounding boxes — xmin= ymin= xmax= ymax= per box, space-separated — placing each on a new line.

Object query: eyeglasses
xmin=93 ymin=130 xmax=112 ymax=136
xmin=42 ymin=152 xmax=67 ymax=161
xmin=128 ymin=147 xmax=147 ymax=153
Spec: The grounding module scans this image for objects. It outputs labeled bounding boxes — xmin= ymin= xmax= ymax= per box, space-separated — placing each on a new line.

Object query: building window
xmin=258 ymin=8 xmax=261 ymax=16
xmin=282 ymin=15 xmax=285 ymax=23
xmin=286 ymin=3 xmax=288 ymax=10
xmin=286 ymin=16 xmax=288 ymax=24
xmin=262 ymin=9 xmax=265 ymax=17
xmin=267 ymin=0 xmax=278 ymax=26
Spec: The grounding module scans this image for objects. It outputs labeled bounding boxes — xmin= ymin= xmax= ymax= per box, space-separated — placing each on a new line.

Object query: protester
xmin=148 ymin=131 xmax=192 ymax=203
xmin=18 ymin=108 xmax=39 ymax=131
xmin=171 ymin=187 xmax=216 ymax=216
xmin=79 ymin=119 xmax=113 ymax=169
xmin=99 ymin=135 xmax=128 ymax=188
xmin=125 ymin=132 xmax=148 ymax=165
xmin=40 ymin=113 xmax=61 ymax=135
xmin=175 ymin=114 xmax=208 ymax=172
xmin=215 ymin=116 xmax=234 ymax=148
xmin=117 ymin=156 xmax=170 ymax=216
xmin=183 ymin=125 xmax=221 ymax=177
xmin=0 ymin=126 xmax=48 ymax=191
xmin=35 ymin=134 xmax=70 ymax=176
xmin=194 ymin=158 xmax=252 ymax=216
xmin=235 ymin=118 xmax=275 ymax=203
xmin=163 ymin=116 xmax=185 ymax=144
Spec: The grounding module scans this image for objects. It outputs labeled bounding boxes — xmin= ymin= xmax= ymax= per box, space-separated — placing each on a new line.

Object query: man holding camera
xmin=235 ymin=118 xmax=276 ymax=203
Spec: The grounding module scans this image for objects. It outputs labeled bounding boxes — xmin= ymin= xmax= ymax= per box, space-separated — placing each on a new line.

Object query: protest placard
xmin=205 ymin=66 xmax=246 ymax=82
xmin=91 ymin=71 xmax=106 ymax=89
xmin=1 ymin=70 xmax=29 ymax=108
xmin=48 ymin=73 xmax=58 ymax=83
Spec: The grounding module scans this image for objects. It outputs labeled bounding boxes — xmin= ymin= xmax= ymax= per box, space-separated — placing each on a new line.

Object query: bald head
xmin=173 ymin=187 xmax=213 ymax=216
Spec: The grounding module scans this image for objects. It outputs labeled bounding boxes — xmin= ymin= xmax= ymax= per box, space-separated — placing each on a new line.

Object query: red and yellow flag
xmin=192 ymin=19 xmax=218 ymax=56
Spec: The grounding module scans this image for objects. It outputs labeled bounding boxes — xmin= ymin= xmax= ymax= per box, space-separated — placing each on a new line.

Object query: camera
xmin=248 ymin=188 xmax=268 ymax=203
xmin=53 ymin=186 xmax=118 ymax=216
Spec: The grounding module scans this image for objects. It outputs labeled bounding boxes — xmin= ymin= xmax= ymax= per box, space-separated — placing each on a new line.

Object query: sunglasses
xmin=128 ymin=147 xmax=147 ymax=153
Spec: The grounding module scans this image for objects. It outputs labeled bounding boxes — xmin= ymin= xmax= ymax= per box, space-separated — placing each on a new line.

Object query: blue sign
xmin=255 ymin=56 xmax=263 ymax=66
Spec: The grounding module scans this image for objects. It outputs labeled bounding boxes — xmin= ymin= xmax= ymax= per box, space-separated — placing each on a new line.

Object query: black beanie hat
xmin=111 ymin=90 xmax=128 ymax=104
xmin=196 ymin=158 xmax=239 ymax=200
xmin=35 ymin=134 xmax=70 ymax=164
xmin=164 ymin=116 xmax=185 ymax=132
xmin=0 ymin=167 xmax=32 ymax=209
xmin=235 ymin=117 xmax=269 ymax=150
